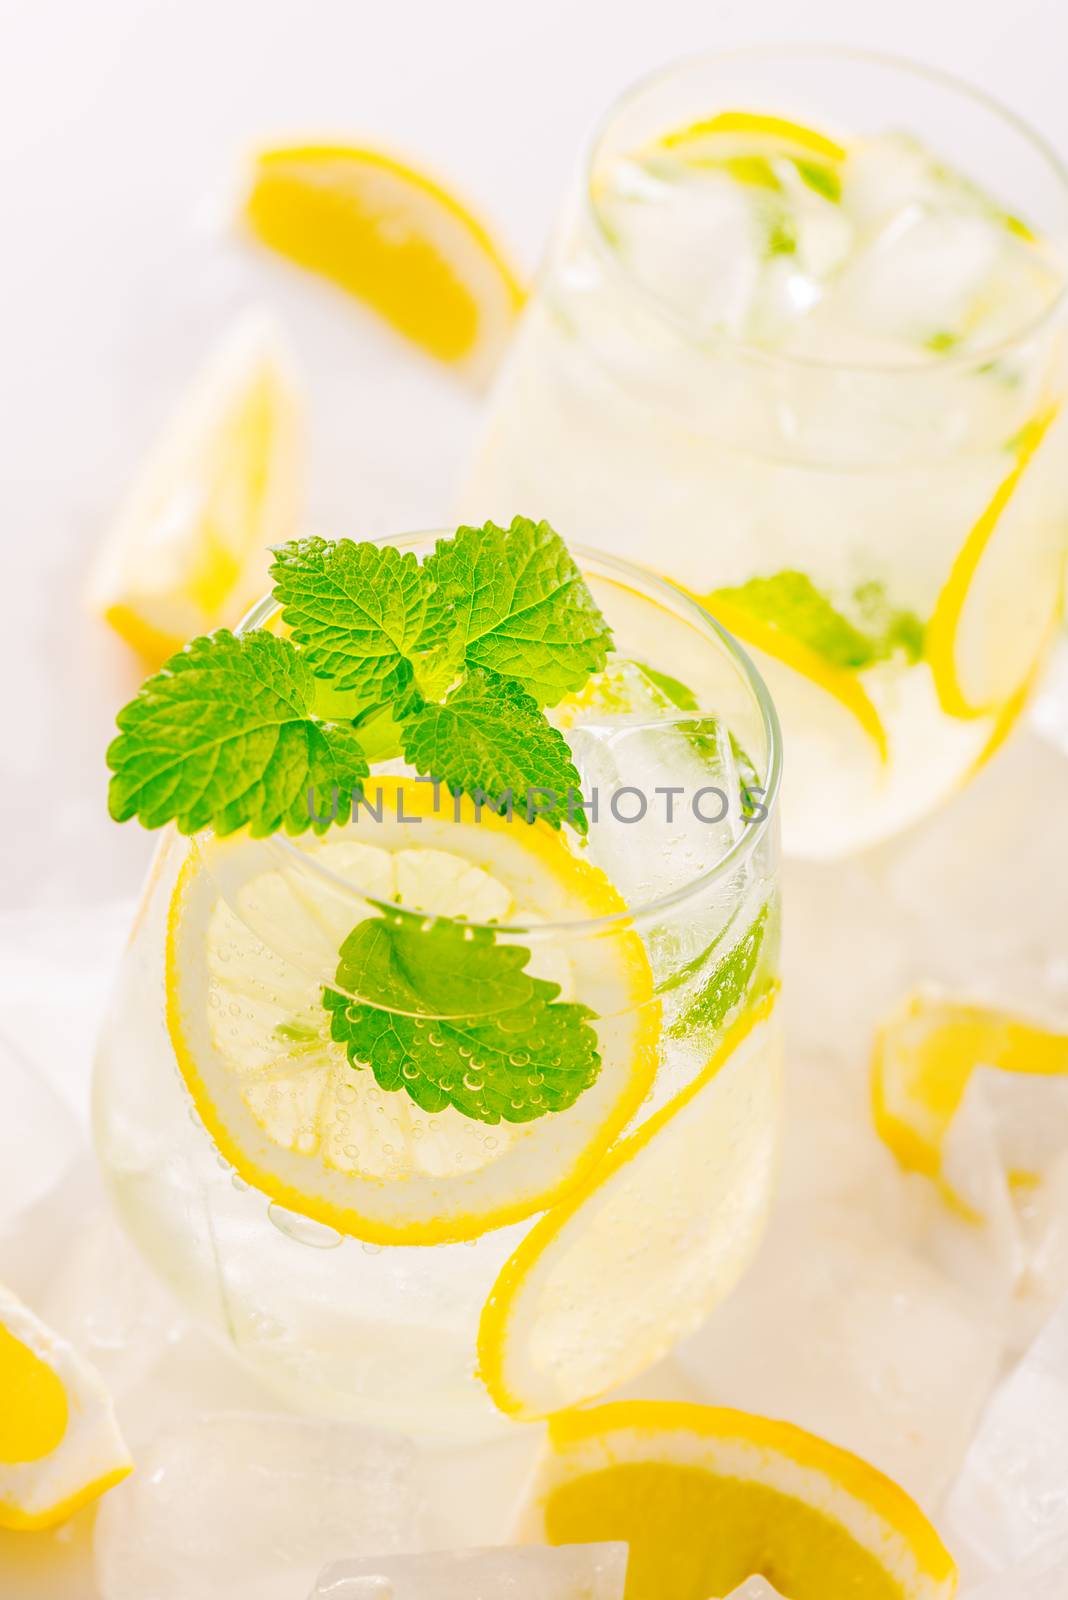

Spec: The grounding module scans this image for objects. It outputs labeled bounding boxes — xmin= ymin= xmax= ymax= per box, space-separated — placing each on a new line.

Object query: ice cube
xmin=94 ymin=1412 xmax=421 ymax=1600
xmin=945 ymin=1291 xmax=1068 ymax=1574
xmin=677 ymin=1199 xmax=1002 ymax=1506
xmin=309 ymin=1543 xmax=628 ymax=1599
xmin=961 ymin=1538 xmax=1068 ymax=1599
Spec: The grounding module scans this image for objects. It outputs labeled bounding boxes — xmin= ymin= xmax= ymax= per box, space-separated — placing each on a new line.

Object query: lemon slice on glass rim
xmin=164 ymin=777 xmax=660 ymax=1247
xmin=0 ymin=1284 xmax=132 ymax=1532
xmin=519 ymin=1400 xmax=957 ymax=1600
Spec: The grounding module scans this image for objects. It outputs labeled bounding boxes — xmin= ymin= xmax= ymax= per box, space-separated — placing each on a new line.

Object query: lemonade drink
xmin=93 ymin=528 xmax=782 ymax=1435
xmin=464 ymin=50 xmax=1068 ymax=856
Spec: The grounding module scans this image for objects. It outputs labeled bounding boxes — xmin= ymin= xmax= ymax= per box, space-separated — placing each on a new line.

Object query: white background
xmin=2 ymin=0 xmax=1068 ymax=912
xmin=0 ymin=3 xmax=1067 ymax=1595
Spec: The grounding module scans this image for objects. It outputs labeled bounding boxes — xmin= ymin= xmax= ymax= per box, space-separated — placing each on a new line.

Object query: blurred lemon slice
xmin=478 ymin=992 xmax=781 ymax=1419
xmin=165 ymin=778 xmax=659 ymax=1247
xmin=927 ymin=406 xmax=1064 ymax=719
xmin=519 ymin=1400 xmax=956 ymax=1600
xmin=89 ymin=312 xmax=302 ymax=666
xmin=872 ymin=989 xmax=1068 ymax=1215
xmin=0 ymin=1284 xmax=131 ymax=1532
xmin=244 ymin=144 xmax=524 ymax=382
xmin=661 ymin=110 xmax=846 ymax=198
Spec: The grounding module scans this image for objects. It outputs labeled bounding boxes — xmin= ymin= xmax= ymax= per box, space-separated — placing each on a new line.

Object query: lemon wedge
xmin=926 ymin=407 xmax=1064 ymax=719
xmin=0 ymin=1284 xmax=132 ymax=1532
xmin=661 ymin=110 xmax=846 ymax=199
xmin=88 ymin=312 xmax=302 ymax=666
xmin=872 ymin=989 xmax=1068 ymax=1216
xmin=244 ymin=145 xmax=524 ymax=382
xmin=519 ymin=1400 xmax=956 ymax=1600
xmin=478 ymin=992 xmax=781 ymax=1419
xmin=164 ymin=777 xmax=659 ymax=1247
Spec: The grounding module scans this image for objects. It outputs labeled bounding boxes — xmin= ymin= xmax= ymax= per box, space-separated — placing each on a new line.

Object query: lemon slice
xmin=661 ymin=110 xmax=846 ymax=197
xmin=478 ymin=992 xmax=781 ymax=1419
xmin=0 ymin=1284 xmax=132 ymax=1532
xmin=519 ymin=1401 xmax=957 ymax=1600
xmin=872 ymin=989 xmax=1068 ymax=1214
xmin=165 ymin=778 xmax=659 ymax=1247
xmin=88 ymin=311 xmax=302 ymax=666
xmin=244 ymin=145 xmax=524 ymax=382
xmin=927 ymin=406 xmax=1064 ymax=719
xmin=698 ymin=592 xmax=887 ymax=856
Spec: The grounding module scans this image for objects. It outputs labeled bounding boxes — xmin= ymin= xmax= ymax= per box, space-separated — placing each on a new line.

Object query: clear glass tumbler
xmin=464 ymin=47 xmax=1068 ymax=857
xmin=94 ymin=538 xmax=782 ymax=1437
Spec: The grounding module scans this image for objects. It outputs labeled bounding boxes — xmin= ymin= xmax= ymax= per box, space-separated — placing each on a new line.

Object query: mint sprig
xmin=107 ymin=631 xmax=368 ymax=835
xmin=422 ymin=518 xmax=612 ymax=706
xmin=400 ymin=670 xmax=586 ymax=832
xmin=324 ymin=913 xmax=600 ymax=1124
xmin=108 ymin=518 xmax=611 ymax=838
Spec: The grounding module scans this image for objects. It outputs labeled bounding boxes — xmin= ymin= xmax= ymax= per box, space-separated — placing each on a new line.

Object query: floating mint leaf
xmin=668 ymin=903 xmax=772 ymax=1039
xmin=324 ymin=914 xmax=600 ymax=1124
xmin=107 ymin=630 xmax=367 ymax=835
xmin=400 ymin=669 xmax=587 ymax=832
xmin=423 ymin=517 xmax=612 ymax=706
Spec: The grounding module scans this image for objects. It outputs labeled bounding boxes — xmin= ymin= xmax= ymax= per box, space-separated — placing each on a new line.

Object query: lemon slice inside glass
xmin=478 ymin=992 xmax=781 ymax=1419
xmin=520 ymin=1400 xmax=956 ymax=1600
xmin=165 ymin=778 xmax=660 ymax=1247
xmin=0 ymin=1284 xmax=131 ymax=1531
xmin=926 ymin=406 xmax=1064 ymax=719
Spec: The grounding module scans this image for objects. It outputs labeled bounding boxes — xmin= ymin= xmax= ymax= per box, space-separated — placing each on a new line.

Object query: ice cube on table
xmin=676 ymin=1199 xmax=1002 ymax=1506
xmin=961 ymin=1538 xmax=1068 ymax=1599
xmin=94 ymin=1412 xmax=421 ymax=1600
xmin=946 ymin=1291 xmax=1068 ymax=1574
xmin=309 ymin=1543 xmax=628 ymax=1599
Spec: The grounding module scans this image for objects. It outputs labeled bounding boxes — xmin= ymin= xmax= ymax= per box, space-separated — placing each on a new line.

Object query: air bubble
xmin=267 ymin=1204 xmax=342 ymax=1249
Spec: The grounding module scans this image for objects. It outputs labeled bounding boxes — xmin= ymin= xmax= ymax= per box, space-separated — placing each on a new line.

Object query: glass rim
xmin=583 ymin=41 xmax=1068 ymax=378
xmin=235 ymin=532 xmax=783 ymax=938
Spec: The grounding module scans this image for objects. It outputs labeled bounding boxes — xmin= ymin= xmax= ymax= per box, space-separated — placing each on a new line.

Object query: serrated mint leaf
xmin=423 ymin=517 xmax=612 ymax=706
xmin=400 ymin=669 xmax=587 ymax=832
xmin=668 ymin=903 xmax=772 ymax=1039
xmin=324 ymin=915 xmax=600 ymax=1124
xmin=107 ymin=630 xmax=367 ymax=836
xmin=710 ymin=570 xmax=924 ymax=672
xmin=271 ymin=537 xmax=451 ymax=701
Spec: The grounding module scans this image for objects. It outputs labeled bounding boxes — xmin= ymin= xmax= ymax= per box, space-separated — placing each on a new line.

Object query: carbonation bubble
xmin=267 ymin=1204 xmax=343 ymax=1249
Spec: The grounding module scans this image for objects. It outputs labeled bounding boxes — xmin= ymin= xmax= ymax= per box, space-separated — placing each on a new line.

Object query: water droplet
xmin=231 ymin=1174 xmax=249 ymax=1193
xmin=361 ymin=1241 xmax=382 ymax=1255
xmin=428 ymin=1031 xmax=443 ymax=1048
xmin=463 ymin=1073 xmax=483 ymax=1092
xmin=267 ymin=1204 xmax=342 ymax=1249
xmin=510 ymin=1049 xmax=531 ymax=1067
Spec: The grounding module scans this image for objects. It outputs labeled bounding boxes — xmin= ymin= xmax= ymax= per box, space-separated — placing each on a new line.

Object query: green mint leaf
xmin=851 ymin=581 xmax=926 ymax=665
xmin=632 ymin=661 xmax=699 ymax=711
xmin=270 ymin=537 xmax=452 ymax=701
xmin=711 ymin=571 xmax=875 ymax=670
xmin=400 ymin=669 xmax=587 ymax=832
xmin=107 ymin=630 xmax=367 ymax=835
xmin=423 ymin=517 xmax=612 ymax=706
xmin=668 ymin=903 xmax=772 ymax=1039
xmin=323 ymin=915 xmax=600 ymax=1124
xmin=794 ymin=159 xmax=842 ymax=203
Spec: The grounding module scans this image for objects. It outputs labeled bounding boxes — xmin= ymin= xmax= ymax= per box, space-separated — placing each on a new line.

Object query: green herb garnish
xmin=107 ymin=517 xmax=612 ymax=837
xmin=323 ymin=913 xmax=600 ymax=1123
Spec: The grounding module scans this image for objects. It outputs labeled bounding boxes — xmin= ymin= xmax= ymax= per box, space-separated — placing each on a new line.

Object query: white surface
xmin=309 ymin=1543 xmax=628 ymax=1599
